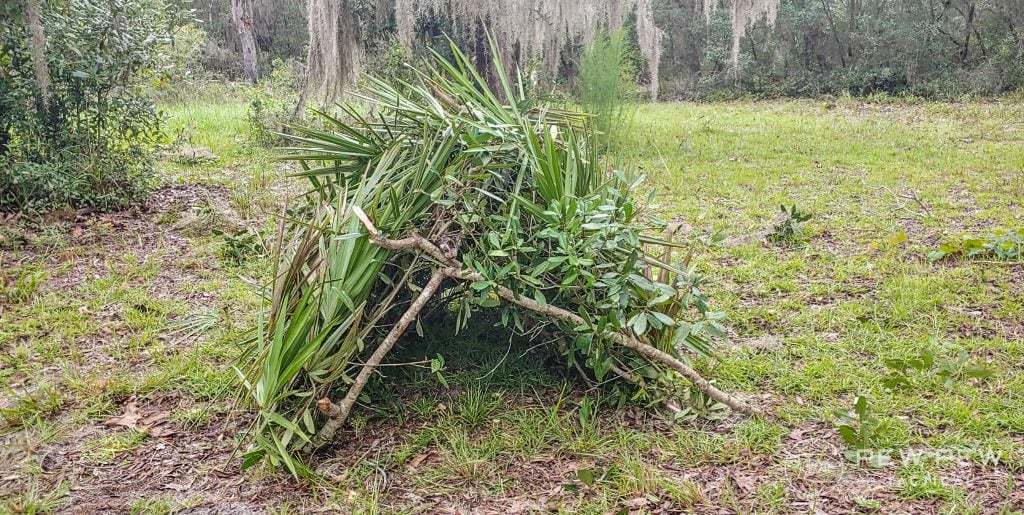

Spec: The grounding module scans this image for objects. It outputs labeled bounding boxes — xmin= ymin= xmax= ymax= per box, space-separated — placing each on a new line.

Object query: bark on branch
xmin=311 ymin=267 xmax=447 ymax=448
xmin=349 ymin=207 xmax=762 ymax=417
xmin=438 ymin=266 xmax=760 ymax=416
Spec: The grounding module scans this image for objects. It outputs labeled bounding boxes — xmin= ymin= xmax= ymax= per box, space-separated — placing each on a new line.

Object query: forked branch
xmin=313 ymin=210 xmax=761 ymax=449
xmin=349 ymin=208 xmax=762 ymax=417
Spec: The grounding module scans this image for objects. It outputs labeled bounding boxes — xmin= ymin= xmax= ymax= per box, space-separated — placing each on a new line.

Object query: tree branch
xmin=347 ymin=206 xmax=761 ymax=417
xmin=311 ymin=267 xmax=447 ymax=448
xmin=438 ymin=266 xmax=761 ymax=416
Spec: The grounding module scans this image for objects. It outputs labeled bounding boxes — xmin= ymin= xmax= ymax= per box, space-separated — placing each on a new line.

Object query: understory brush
xmin=246 ymin=59 xmax=302 ymax=147
xmin=0 ymin=0 xmax=185 ymax=212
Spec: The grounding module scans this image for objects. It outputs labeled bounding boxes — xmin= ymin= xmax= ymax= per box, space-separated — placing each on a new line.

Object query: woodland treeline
xmin=193 ymin=0 xmax=1024 ymax=99
xmin=2 ymin=0 xmax=1021 ymax=210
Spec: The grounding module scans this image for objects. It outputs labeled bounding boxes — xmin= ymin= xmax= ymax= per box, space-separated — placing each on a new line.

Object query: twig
xmin=865 ymin=182 xmax=932 ymax=218
xmin=311 ymin=268 xmax=447 ymax=448
xmin=894 ymin=189 xmax=931 ymax=218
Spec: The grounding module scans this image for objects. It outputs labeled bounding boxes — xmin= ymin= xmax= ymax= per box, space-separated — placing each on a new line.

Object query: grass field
xmin=1 ymin=98 xmax=1022 ymax=513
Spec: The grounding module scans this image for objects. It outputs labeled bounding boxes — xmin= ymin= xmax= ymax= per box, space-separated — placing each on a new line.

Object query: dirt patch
xmin=1 ymin=396 xmax=299 ymax=513
xmin=729 ymin=335 xmax=784 ymax=352
xmin=1009 ymin=266 xmax=1024 ymax=296
xmin=0 ymin=184 xmax=307 ymax=513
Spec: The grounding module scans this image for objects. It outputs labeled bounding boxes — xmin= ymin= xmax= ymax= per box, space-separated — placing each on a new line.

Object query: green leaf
xmin=576 ymin=468 xmax=596 ymax=487
xmin=649 ymin=311 xmax=675 ymax=327
xmin=533 ymin=289 xmax=547 ymax=306
xmin=837 ymin=425 xmax=860 ymax=446
xmin=962 ymin=365 xmax=993 ymax=379
xmin=266 ymin=412 xmax=311 ymax=444
xmin=882 ymin=375 xmax=910 ymax=390
xmin=431 ymin=354 xmax=445 ymax=374
xmin=240 ymin=450 xmax=266 ymax=470
xmin=886 ymin=231 xmax=908 ymax=246
xmin=853 ymin=396 xmax=868 ymax=418
xmin=632 ymin=313 xmax=648 ymax=335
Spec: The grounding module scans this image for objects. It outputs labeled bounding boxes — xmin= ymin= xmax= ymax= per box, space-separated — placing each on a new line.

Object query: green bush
xmin=0 ymin=133 xmax=157 ymax=212
xmin=0 ymin=0 xmax=181 ymax=213
xmin=246 ymin=59 xmax=301 ymax=147
xmin=0 ymin=161 xmax=73 ymax=212
xmin=577 ymin=31 xmax=637 ymax=150
xmin=149 ymin=23 xmax=210 ymax=102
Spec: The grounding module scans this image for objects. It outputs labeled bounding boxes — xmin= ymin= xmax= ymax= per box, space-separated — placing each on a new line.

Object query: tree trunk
xmin=231 ymin=0 xmax=259 ymax=83
xmin=23 ymin=0 xmax=52 ymax=123
xmin=959 ymin=2 xmax=975 ymax=63
xmin=304 ymin=0 xmax=361 ymax=102
xmin=821 ymin=0 xmax=847 ymax=68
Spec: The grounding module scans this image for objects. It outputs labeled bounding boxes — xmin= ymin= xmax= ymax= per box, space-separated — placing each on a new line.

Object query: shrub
xmin=0 ymin=0 xmax=182 ymax=212
xmin=577 ymin=31 xmax=637 ymax=150
xmin=0 ymin=161 xmax=73 ymax=212
xmin=838 ymin=67 xmax=910 ymax=96
xmin=245 ymin=59 xmax=301 ymax=147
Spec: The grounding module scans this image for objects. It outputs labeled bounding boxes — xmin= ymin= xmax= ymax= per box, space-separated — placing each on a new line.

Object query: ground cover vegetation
xmin=2 ymin=92 xmax=1022 ymax=511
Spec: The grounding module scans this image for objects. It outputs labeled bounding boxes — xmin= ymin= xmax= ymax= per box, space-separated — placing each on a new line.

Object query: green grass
xmin=2 ymin=97 xmax=1022 ymax=512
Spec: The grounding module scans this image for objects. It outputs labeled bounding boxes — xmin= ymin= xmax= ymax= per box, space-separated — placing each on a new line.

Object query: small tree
xmin=0 ymin=0 xmax=183 ymax=212
xmin=577 ymin=31 xmax=638 ymax=151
